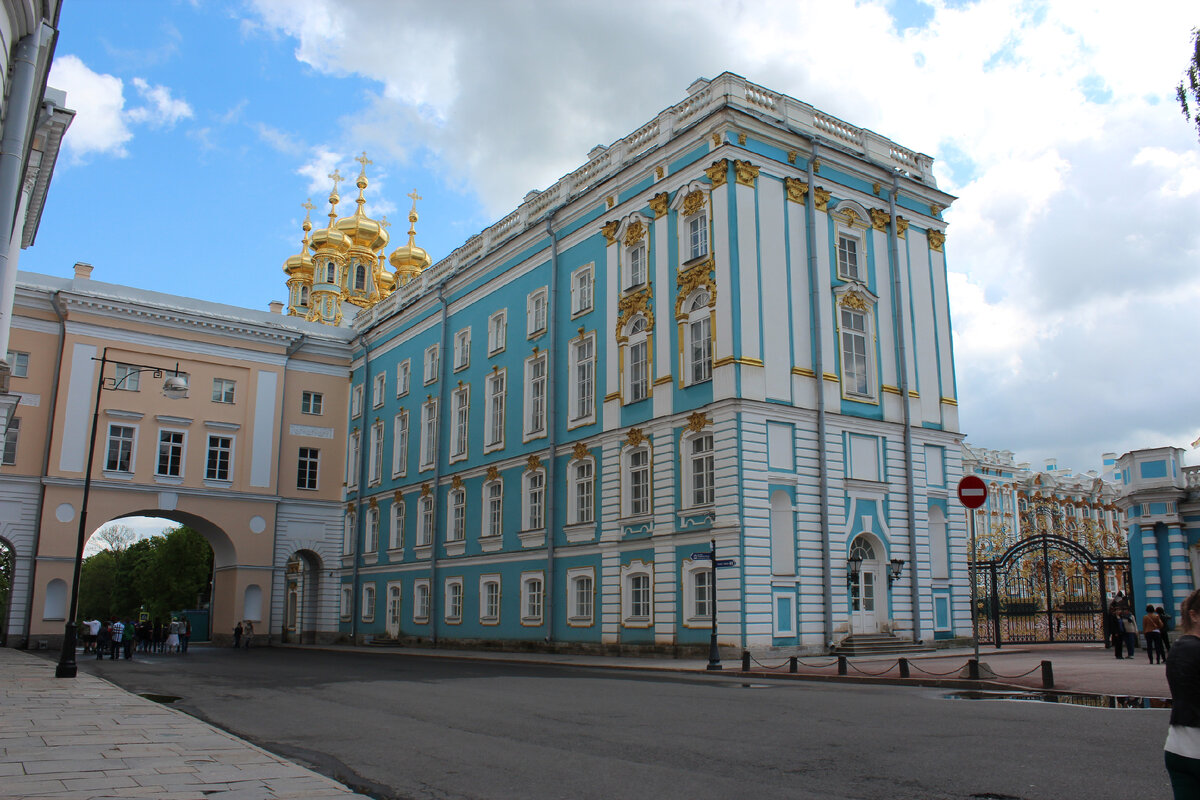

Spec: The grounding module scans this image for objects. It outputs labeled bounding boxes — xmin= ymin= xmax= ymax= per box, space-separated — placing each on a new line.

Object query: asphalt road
xmin=74 ymin=646 xmax=1170 ymax=800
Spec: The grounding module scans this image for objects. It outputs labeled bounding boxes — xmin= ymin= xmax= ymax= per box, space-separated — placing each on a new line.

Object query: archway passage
xmin=282 ymin=550 xmax=323 ymax=644
xmin=971 ymin=533 xmax=1130 ymax=645
xmin=848 ymin=534 xmax=884 ymax=634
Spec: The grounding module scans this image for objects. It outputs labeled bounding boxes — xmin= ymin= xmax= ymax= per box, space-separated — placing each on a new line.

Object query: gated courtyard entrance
xmin=971 ymin=533 xmax=1131 ymax=646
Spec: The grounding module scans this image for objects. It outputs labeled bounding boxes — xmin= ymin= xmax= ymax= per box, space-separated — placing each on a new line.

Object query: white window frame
xmin=447 ymin=487 xmax=466 ymax=542
xmin=389 ymin=499 xmax=405 ymax=550
xmin=479 ymin=575 xmax=502 ymax=624
xmin=297 ymin=447 xmax=319 ymax=490
xmin=212 ymin=377 xmax=236 ymax=404
xmin=113 ymin=363 xmax=140 ymax=391
xmin=372 ymin=373 xmax=386 ymax=408
xmin=685 ymin=209 xmax=709 ymax=263
xmin=520 ymin=571 xmax=544 ymax=625
xmin=527 ymin=287 xmax=548 ymax=338
xmin=351 ymin=384 xmax=363 ymax=418
xmin=347 ymin=429 xmax=361 ymax=489
xmin=340 ymin=586 xmax=353 ymax=620
xmin=342 ymin=509 xmax=356 ymax=555
xmin=416 ymin=495 xmax=434 ymax=547
xmin=301 ymin=390 xmax=323 ymax=415
xmin=568 ymin=333 xmax=595 ymax=426
xmin=396 ymin=360 xmax=411 ymax=397
xmin=155 ymin=428 xmax=187 ymax=479
xmin=6 ymin=350 xmax=29 ymax=378
xmin=488 ymin=310 xmax=507 ymax=355
xmin=361 ymin=583 xmax=376 ymax=622
xmin=419 ymin=399 xmax=438 ymax=471
xmin=837 ymin=230 xmax=863 ymax=282
xmin=483 ymin=479 xmax=503 ymax=539
xmin=684 ymin=431 xmax=715 ymax=509
xmin=445 ymin=577 xmax=463 ymax=623
xmin=523 ymin=469 xmax=545 ymax=531
xmin=568 ymin=457 xmax=594 ymax=525
xmin=623 ymin=316 xmax=650 ymax=404
xmin=623 ymin=445 xmax=652 ymax=518
xmin=413 ymin=579 xmax=430 ymax=623
xmin=621 ymin=561 xmax=654 ymax=628
xmin=365 ymin=505 xmax=379 ymax=554
xmin=567 ymin=566 xmax=595 ymax=626
xmin=523 ymin=352 xmax=547 ymax=440
xmin=683 ymin=289 xmax=713 ymax=385
xmin=392 ymin=411 xmax=409 ymax=478
xmin=1 ymin=417 xmax=19 ymax=465
xmin=682 ymin=560 xmax=714 ymax=628
xmin=368 ymin=421 xmax=384 ymax=485
xmin=453 ymin=328 xmax=471 ymax=371
xmin=104 ymin=423 xmax=137 ymax=474
xmin=625 ymin=241 xmax=647 ymax=291
xmin=450 ymin=385 xmax=469 ymax=462
xmin=423 ymin=344 xmax=439 ymax=385
xmin=484 ymin=369 xmax=506 ymax=453
xmin=837 ymin=301 xmax=876 ymax=402
xmin=570 ymin=264 xmax=593 ymax=316
xmin=205 ymin=433 xmax=234 ymax=483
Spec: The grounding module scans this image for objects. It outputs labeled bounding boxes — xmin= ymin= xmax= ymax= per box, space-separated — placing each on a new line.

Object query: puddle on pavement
xmin=944 ymin=690 xmax=1170 ymax=709
xmin=138 ymin=693 xmax=181 ymax=704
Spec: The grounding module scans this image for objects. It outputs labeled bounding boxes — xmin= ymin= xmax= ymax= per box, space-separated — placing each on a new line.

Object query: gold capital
xmin=705 ymin=159 xmax=728 ymax=188
xmin=601 ymin=220 xmax=620 ymax=245
xmin=928 ymin=229 xmax=945 ymax=252
xmin=814 ymin=187 xmax=831 ymax=212
xmin=784 ymin=178 xmax=808 ymax=204
xmin=869 ymin=208 xmax=890 ymax=231
xmin=734 ymin=159 xmax=759 ymax=187
xmin=649 ymin=192 xmax=669 ymax=218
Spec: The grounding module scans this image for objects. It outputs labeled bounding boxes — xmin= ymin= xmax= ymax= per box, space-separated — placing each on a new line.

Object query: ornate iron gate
xmin=971 ymin=534 xmax=1131 ymax=646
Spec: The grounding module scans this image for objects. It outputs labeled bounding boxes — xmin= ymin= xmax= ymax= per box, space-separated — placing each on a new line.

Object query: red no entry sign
xmin=957 ymin=475 xmax=988 ymax=509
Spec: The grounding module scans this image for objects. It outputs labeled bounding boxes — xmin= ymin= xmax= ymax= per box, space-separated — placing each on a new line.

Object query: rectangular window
xmin=523 ymin=576 xmax=543 ymax=621
xmin=527 ymin=288 xmax=547 ymax=337
xmin=572 ymin=460 xmax=594 ymax=524
xmin=451 ymin=386 xmax=469 ymax=460
xmin=340 ymin=586 xmax=352 ymax=619
xmin=156 ymin=430 xmax=185 ymax=477
xmin=389 ymin=501 xmax=405 ymax=549
xmin=454 ymin=328 xmax=471 ymax=371
xmin=526 ymin=471 xmax=545 ymax=530
xmin=113 ymin=364 xmax=140 ymax=391
xmin=488 ymin=311 xmax=507 ymax=355
xmin=571 ymin=266 xmax=593 ymax=315
xmin=212 ymin=378 xmax=236 ymax=404
xmin=6 ymin=350 xmax=29 ymax=378
xmin=689 ymin=316 xmax=712 ymax=384
xmin=840 ymin=307 xmax=870 ymax=397
xmin=420 ymin=400 xmax=438 ymax=469
xmin=485 ymin=370 xmax=506 ymax=449
xmin=525 ymin=354 xmax=547 ymax=437
xmin=369 ymin=421 xmax=384 ymax=485
xmin=396 ymin=360 xmax=411 ymax=397
xmin=297 ymin=447 xmax=319 ymax=489
xmin=372 ymin=373 xmax=386 ymax=408
xmin=627 ymin=244 xmax=646 ymax=289
xmin=446 ymin=580 xmax=463 ymax=621
xmin=205 ymin=435 xmax=232 ymax=481
xmin=838 ymin=234 xmax=860 ymax=280
xmin=347 ymin=430 xmax=361 ymax=488
xmin=485 ymin=481 xmax=503 ymax=538
xmin=365 ymin=507 xmax=379 ymax=553
xmin=414 ymin=581 xmax=430 ymax=621
xmin=570 ymin=335 xmax=594 ymax=423
xmin=104 ymin=424 xmax=135 ymax=473
xmin=301 ymin=390 xmax=323 ymax=415
xmin=417 ymin=497 xmax=433 ymax=546
xmin=1 ymin=417 xmax=19 ymax=465
xmin=449 ymin=490 xmax=466 ymax=542
xmin=694 ymin=569 xmax=713 ymax=619
xmin=629 ymin=340 xmax=648 ymax=402
xmin=688 ymin=213 xmax=708 ymax=261
xmin=629 ymin=449 xmax=650 ymax=516
xmin=690 ymin=434 xmax=714 ymax=506
xmin=925 ymin=444 xmax=946 ymax=488
xmin=571 ymin=573 xmax=594 ymax=622
xmin=392 ymin=411 xmax=409 ymax=477
xmin=482 ymin=579 xmax=501 ymax=622
xmin=351 ymin=384 xmax=363 ymax=418
xmin=630 ymin=574 xmax=651 ymax=619
xmin=424 ymin=345 xmax=439 ymax=385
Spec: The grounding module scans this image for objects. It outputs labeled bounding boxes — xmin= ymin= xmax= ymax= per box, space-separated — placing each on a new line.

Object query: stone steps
xmin=833 ymin=634 xmax=936 ymax=657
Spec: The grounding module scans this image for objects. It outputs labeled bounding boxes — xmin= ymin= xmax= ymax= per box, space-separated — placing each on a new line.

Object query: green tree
xmin=1180 ymin=27 xmax=1200 ymax=141
xmin=136 ymin=527 xmax=212 ymax=620
xmin=79 ymin=549 xmax=117 ymax=620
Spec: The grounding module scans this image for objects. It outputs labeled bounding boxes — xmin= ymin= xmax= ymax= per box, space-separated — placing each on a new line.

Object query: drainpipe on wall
xmin=543 ymin=211 xmax=560 ymax=643
xmin=889 ymin=173 xmax=923 ymax=643
xmin=350 ymin=334 xmax=371 ymax=643
xmin=804 ymin=139 xmax=834 ymax=648
xmin=429 ymin=285 xmax=451 ymax=646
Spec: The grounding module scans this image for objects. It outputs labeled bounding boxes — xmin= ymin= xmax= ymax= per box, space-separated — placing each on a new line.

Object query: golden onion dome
xmin=336 ymin=153 xmax=390 ymax=252
xmin=389 ymin=189 xmax=432 ymax=284
xmin=283 ymin=201 xmax=315 ymax=276
xmin=309 ymin=178 xmax=351 ymax=254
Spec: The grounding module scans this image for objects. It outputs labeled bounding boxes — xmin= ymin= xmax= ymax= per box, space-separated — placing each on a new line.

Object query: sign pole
xmin=969 ymin=509 xmax=979 ymax=664
xmin=957 ymin=475 xmax=988 ymax=667
xmin=706 ymin=537 xmax=721 ymax=671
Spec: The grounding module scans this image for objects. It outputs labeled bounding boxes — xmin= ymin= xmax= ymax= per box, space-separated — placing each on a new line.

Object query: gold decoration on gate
xmin=705 ymin=159 xmax=728 ymax=187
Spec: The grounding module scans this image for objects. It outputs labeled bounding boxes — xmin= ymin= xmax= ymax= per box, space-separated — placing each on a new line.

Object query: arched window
xmin=43 ymin=578 xmax=67 ymax=620
xmin=685 ymin=290 xmax=712 ymax=384
xmin=624 ymin=316 xmax=650 ymax=403
xmin=300 ymin=286 xmax=309 ymax=306
xmin=356 ymin=263 xmax=366 ymax=290
xmin=244 ymin=584 xmax=263 ymax=621
xmin=326 ymin=261 xmax=336 ymax=284
xmin=623 ymin=445 xmax=652 ymax=517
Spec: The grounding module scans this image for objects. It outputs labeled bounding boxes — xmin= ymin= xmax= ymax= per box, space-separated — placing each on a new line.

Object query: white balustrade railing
xmin=373 ymin=72 xmax=935 ymax=320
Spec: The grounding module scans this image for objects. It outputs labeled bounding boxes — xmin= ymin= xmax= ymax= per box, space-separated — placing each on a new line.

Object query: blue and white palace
xmin=290 ymin=73 xmax=968 ymax=653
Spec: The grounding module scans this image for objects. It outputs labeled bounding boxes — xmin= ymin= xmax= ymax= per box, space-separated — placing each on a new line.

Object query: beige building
xmin=1 ymin=264 xmax=354 ymax=647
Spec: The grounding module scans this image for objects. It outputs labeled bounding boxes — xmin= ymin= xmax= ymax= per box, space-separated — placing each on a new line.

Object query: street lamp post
xmin=55 ymin=347 xmax=187 ymax=678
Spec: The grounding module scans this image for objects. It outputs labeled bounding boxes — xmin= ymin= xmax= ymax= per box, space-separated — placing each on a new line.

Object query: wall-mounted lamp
xmin=889 ymin=558 xmax=906 ymax=584
xmin=846 ymin=554 xmax=863 ymax=587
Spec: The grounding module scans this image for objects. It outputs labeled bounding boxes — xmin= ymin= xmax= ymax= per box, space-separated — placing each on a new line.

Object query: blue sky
xmin=31 ymin=0 xmax=1200 ymax=512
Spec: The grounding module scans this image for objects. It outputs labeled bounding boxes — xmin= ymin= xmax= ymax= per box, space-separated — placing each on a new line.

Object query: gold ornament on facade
xmin=872 ymin=182 xmax=881 ymax=196
xmin=675 ymin=257 xmax=716 ymax=321
xmin=685 ymin=411 xmax=711 ymax=432
xmin=607 ymin=196 xmax=615 ymax=208
xmin=705 ymin=159 xmax=728 ymax=188
xmin=733 ymin=159 xmax=759 ymax=187
xmin=927 ymin=230 xmax=945 ymax=252
xmin=649 ymin=192 xmax=669 ymax=218
xmin=486 ymin=465 xmax=500 ymax=482
xmin=838 ymin=208 xmax=862 ymax=229
xmin=656 ymin=165 xmax=665 ymax=179
xmin=839 ymin=291 xmax=870 ymax=312
xmin=869 ymin=208 xmax=890 ymax=231
xmin=784 ymin=178 xmax=808 ymax=204
xmin=930 ymin=204 xmax=943 ymax=217
xmin=626 ymin=428 xmax=646 ymax=447
xmin=814 ymin=188 xmax=831 ymax=212
xmin=623 ymin=219 xmax=647 ymax=247
xmin=601 ymin=220 xmax=620 ymax=246
xmin=737 ymin=132 xmax=747 ymax=145
xmin=572 ymin=442 xmax=590 ymax=461
xmin=812 ymin=158 xmax=821 ymax=173
xmin=393 ymin=489 xmax=403 ymax=503
xmin=787 ymin=150 xmax=797 ymax=164
xmin=681 ymin=190 xmax=706 ymax=217
xmin=368 ymin=497 xmax=378 ymax=509
xmin=895 ymin=216 xmax=909 ymax=238
xmin=452 ymin=475 xmax=464 ymax=490
xmin=614 ymin=285 xmax=654 ymax=342
xmin=421 ymin=483 xmax=431 ymax=497
xmin=711 ymin=132 xmax=722 ymax=147
xmin=526 ymin=454 xmax=542 ymax=473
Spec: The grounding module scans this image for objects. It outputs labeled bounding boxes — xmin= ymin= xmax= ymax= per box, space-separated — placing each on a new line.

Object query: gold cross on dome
xmin=328 ymin=169 xmax=343 ymax=194
xmin=380 ymin=215 xmax=390 ymax=230
xmin=301 ymin=198 xmax=315 ymax=217
xmin=355 ymin=152 xmax=372 ymax=174
xmin=407 ymin=188 xmax=422 ymax=210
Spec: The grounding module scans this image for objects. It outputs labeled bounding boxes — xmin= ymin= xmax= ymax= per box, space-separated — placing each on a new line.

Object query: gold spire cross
xmin=328 ymin=169 xmax=343 ymax=195
xmin=355 ymin=151 xmax=372 ymax=174
xmin=407 ymin=189 xmax=422 ymax=210
xmin=301 ymin=198 xmax=315 ymax=218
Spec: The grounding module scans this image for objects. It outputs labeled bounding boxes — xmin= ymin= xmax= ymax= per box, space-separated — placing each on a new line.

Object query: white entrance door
xmin=386 ymin=584 xmax=402 ymax=638
xmin=850 ymin=536 xmax=881 ymax=633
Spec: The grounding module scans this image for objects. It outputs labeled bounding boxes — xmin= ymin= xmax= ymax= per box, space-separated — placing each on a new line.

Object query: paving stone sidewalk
xmin=0 ymin=647 xmax=368 ymax=800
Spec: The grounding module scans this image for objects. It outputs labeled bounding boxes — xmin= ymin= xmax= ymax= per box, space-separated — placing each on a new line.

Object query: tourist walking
xmin=95 ymin=622 xmax=111 ymax=660
xmin=242 ymin=619 xmax=254 ymax=648
xmin=109 ymin=618 xmax=124 ymax=660
xmin=122 ymin=618 xmax=135 ymax=660
xmin=180 ymin=617 xmax=191 ymax=653
xmin=1120 ymin=610 xmax=1139 ymax=658
xmin=1161 ymin=606 xmax=1174 ymax=652
xmin=166 ymin=618 xmax=181 ymax=653
xmin=1109 ymin=599 xmax=1128 ymax=659
xmin=153 ymin=619 xmax=165 ymax=653
xmin=1165 ymin=589 xmax=1200 ymax=797
xmin=1145 ymin=604 xmax=1167 ymax=664
xmin=233 ymin=621 xmax=243 ymax=648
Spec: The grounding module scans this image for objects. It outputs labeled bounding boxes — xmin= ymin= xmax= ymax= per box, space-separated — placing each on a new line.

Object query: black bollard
xmin=1041 ymin=660 xmax=1054 ymax=689
xmin=968 ymin=659 xmax=981 ymax=680
xmin=741 ymin=650 xmax=751 ymax=672
xmin=789 ymin=656 xmax=798 ymax=673
xmin=838 ymin=655 xmax=848 ymax=675
xmin=899 ymin=657 xmax=910 ymax=679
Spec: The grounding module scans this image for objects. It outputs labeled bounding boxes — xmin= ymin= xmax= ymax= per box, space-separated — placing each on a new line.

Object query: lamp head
xmin=847 ymin=555 xmax=863 ymax=576
xmin=890 ymin=558 xmax=905 ymax=579
xmin=162 ymin=375 xmax=189 ymax=399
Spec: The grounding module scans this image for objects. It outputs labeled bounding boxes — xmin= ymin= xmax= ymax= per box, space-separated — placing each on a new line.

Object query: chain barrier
xmin=748 ymin=655 xmax=792 ymax=670
xmin=796 ymin=658 xmax=840 ymax=668
xmin=907 ymin=660 xmax=968 ymax=676
xmin=988 ymin=664 xmax=1045 ymax=679
xmin=738 ymin=654 xmax=1049 ymax=682
xmin=846 ymin=659 xmax=900 ymax=677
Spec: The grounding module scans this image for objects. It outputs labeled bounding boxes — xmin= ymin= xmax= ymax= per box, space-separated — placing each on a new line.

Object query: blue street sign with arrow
xmin=714 ymin=559 xmax=736 ymax=568
xmin=691 ymin=552 xmax=713 ymax=560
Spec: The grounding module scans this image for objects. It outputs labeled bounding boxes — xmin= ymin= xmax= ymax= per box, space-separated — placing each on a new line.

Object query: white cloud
xmin=49 ymin=55 xmax=132 ymax=161
xmin=126 ymin=77 xmax=193 ymax=128
xmin=296 ymin=147 xmax=347 ymax=195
